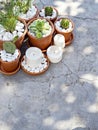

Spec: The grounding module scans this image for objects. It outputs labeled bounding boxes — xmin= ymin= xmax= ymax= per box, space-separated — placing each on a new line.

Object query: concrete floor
xmin=0 ymin=0 xmax=98 ymax=130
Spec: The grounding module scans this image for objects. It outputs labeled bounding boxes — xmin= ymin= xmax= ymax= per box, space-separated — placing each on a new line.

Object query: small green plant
xmin=3 ymin=36 xmax=18 ymax=54
xmin=60 ymin=19 xmax=70 ymax=29
xmin=45 ymin=6 xmax=53 ymax=16
xmin=29 ymin=19 xmax=51 ymax=39
xmin=0 ymin=0 xmax=18 ymax=32
xmin=3 ymin=42 xmax=16 ymax=54
xmin=14 ymin=0 xmax=33 ymax=14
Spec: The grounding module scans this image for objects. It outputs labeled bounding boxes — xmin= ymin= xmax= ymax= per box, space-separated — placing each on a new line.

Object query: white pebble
xmin=3 ymin=32 xmax=14 ymax=41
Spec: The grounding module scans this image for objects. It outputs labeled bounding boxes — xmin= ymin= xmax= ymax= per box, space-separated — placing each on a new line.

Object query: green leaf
xmin=3 ymin=42 xmax=16 ymax=54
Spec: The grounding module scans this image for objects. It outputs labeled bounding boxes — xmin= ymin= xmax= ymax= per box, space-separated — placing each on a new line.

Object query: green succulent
xmin=14 ymin=0 xmax=33 ymax=14
xmin=3 ymin=42 xmax=16 ymax=54
xmin=60 ymin=18 xmax=70 ymax=29
xmin=3 ymin=36 xmax=18 ymax=54
xmin=29 ymin=19 xmax=51 ymax=39
xmin=45 ymin=6 xmax=53 ymax=16
xmin=0 ymin=0 xmax=18 ymax=32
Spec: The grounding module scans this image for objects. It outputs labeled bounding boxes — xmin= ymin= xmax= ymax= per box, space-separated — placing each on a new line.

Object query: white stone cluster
xmin=55 ymin=19 xmax=73 ymax=32
xmin=0 ymin=49 xmax=19 ymax=62
xmin=39 ymin=8 xmax=57 ymax=19
xmin=21 ymin=55 xmax=48 ymax=73
xmin=0 ymin=21 xmax=24 ymax=41
xmin=19 ymin=6 xmax=37 ymax=20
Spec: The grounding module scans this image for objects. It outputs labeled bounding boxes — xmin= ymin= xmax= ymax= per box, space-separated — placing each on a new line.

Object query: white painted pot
xmin=25 ymin=47 xmax=42 ymax=68
xmin=54 ymin=34 xmax=65 ymax=48
xmin=47 ymin=45 xmax=63 ymax=63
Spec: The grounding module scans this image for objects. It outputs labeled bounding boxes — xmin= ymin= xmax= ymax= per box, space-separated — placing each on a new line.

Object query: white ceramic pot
xmin=25 ymin=47 xmax=42 ymax=68
xmin=47 ymin=45 xmax=63 ymax=63
xmin=54 ymin=34 xmax=65 ymax=48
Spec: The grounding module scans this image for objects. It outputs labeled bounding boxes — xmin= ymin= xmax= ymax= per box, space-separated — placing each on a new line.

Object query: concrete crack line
xmin=59 ymin=14 xmax=98 ymax=21
xmin=72 ymin=16 xmax=98 ymax=21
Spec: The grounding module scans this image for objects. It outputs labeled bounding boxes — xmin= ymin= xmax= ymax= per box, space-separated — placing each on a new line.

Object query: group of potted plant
xmin=0 ymin=0 xmax=74 ymax=75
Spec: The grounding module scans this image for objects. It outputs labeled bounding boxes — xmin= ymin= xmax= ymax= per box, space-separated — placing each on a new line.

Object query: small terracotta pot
xmin=0 ymin=18 xmax=27 ymax=49
xmin=1 ymin=49 xmax=21 ymax=72
xmin=54 ymin=17 xmax=74 ymax=42
xmin=27 ymin=17 xmax=54 ymax=50
xmin=18 ymin=5 xmax=39 ymax=23
xmin=39 ymin=6 xmax=58 ymax=23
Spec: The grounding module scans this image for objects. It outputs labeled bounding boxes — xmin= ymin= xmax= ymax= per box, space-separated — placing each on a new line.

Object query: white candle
xmin=25 ymin=47 xmax=42 ymax=68
xmin=47 ymin=45 xmax=63 ymax=63
xmin=54 ymin=34 xmax=65 ymax=48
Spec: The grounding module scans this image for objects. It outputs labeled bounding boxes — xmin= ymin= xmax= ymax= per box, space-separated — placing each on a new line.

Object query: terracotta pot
xmin=27 ymin=17 xmax=54 ymax=50
xmin=54 ymin=17 xmax=74 ymax=42
xmin=0 ymin=18 xmax=27 ymax=49
xmin=39 ymin=6 xmax=58 ymax=23
xmin=18 ymin=5 xmax=39 ymax=23
xmin=0 ymin=49 xmax=21 ymax=72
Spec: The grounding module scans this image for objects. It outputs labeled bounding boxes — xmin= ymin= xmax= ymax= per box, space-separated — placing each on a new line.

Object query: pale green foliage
xmin=29 ymin=19 xmax=51 ymax=39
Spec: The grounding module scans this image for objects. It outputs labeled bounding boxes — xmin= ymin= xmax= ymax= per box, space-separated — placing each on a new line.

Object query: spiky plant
xmin=0 ymin=0 xmax=19 ymax=33
xmin=14 ymin=0 xmax=33 ymax=14
xmin=60 ymin=19 xmax=70 ymax=29
xmin=45 ymin=6 xmax=53 ymax=16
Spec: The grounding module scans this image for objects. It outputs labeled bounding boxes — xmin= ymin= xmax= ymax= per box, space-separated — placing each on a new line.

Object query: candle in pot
xmin=54 ymin=34 xmax=65 ymax=48
xmin=47 ymin=45 xmax=63 ymax=63
xmin=25 ymin=47 xmax=42 ymax=68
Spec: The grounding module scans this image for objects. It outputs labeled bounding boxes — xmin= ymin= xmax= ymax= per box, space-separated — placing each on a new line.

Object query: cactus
xmin=60 ymin=19 xmax=70 ymax=29
xmin=3 ymin=42 xmax=16 ymax=54
xmin=45 ymin=6 xmax=53 ymax=16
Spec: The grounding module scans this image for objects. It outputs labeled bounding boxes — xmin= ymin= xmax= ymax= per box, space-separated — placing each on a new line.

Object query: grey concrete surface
xmin=0 ymin=0 xmax=98 ymax=130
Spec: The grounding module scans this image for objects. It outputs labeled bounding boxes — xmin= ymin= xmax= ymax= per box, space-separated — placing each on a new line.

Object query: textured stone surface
xmin=0 ymin=0 xmax=98 ymax=130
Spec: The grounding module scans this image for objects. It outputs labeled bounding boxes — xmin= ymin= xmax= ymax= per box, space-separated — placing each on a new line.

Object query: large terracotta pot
xmin=0 ymin=18 xmax=27 ymax=49
xmin=39 ymin=6 xmax=58 ymax=23
xmin=18 ymin=5 xmax=39 ymax=23
xmin=54 ymin=17 xmax=74 ymax=42
xmin=0 ymin=49 xmax=21 ymax=72
xmin=27 ymin=17 xmax=54 ymax=50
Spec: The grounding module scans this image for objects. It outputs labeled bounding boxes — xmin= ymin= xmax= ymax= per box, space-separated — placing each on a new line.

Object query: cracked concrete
xmin=0 ymin=0 xmax=98 ymax=130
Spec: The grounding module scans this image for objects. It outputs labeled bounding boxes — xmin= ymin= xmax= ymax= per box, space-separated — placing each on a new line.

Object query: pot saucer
xmin=66 ymin=33 xmax=74 ymax=46
xmin=0 ymin=63 xmax=20 ymax=76
xmin=21 ymin=55 xmax=50 ymax=76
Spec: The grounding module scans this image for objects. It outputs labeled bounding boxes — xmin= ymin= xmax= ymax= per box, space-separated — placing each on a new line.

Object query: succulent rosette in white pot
xmin=39 ymin=6 xmax=58 ymax=23
xmin=13 ymin=0 xmax=38 ymax=23
xmin=0 ymin=0 xmax=27 ymax=49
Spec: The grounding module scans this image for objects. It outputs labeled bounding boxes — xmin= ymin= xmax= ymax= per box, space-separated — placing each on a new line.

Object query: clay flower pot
xmin=0 ymin=18 xmax=27 ymax=49
xmin=18 ymin=5 xmax=39 ymax=23
xmin=0 ymin=49 xmax=21 ymax=72
xmin=54 ymin=17 xmax=74 ymax=42
xmin=27 ymin=17 xmax=54 ymax=50
xmin=39 ymin=6 xmax=58 ymax=23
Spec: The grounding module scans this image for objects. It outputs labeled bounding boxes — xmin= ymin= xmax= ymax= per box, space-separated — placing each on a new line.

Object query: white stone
xmin=39 ymin=8 xmax=57 ymax=19
xmin=17 ymin=32 xmax=23 ymax=37
xmin=16 ymin=22 xmax=24 ymax=28
xmin=55 ymin=20 xmax=73 ymax=33
xmin=2 ymin=32 xmax=14 ymax=41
